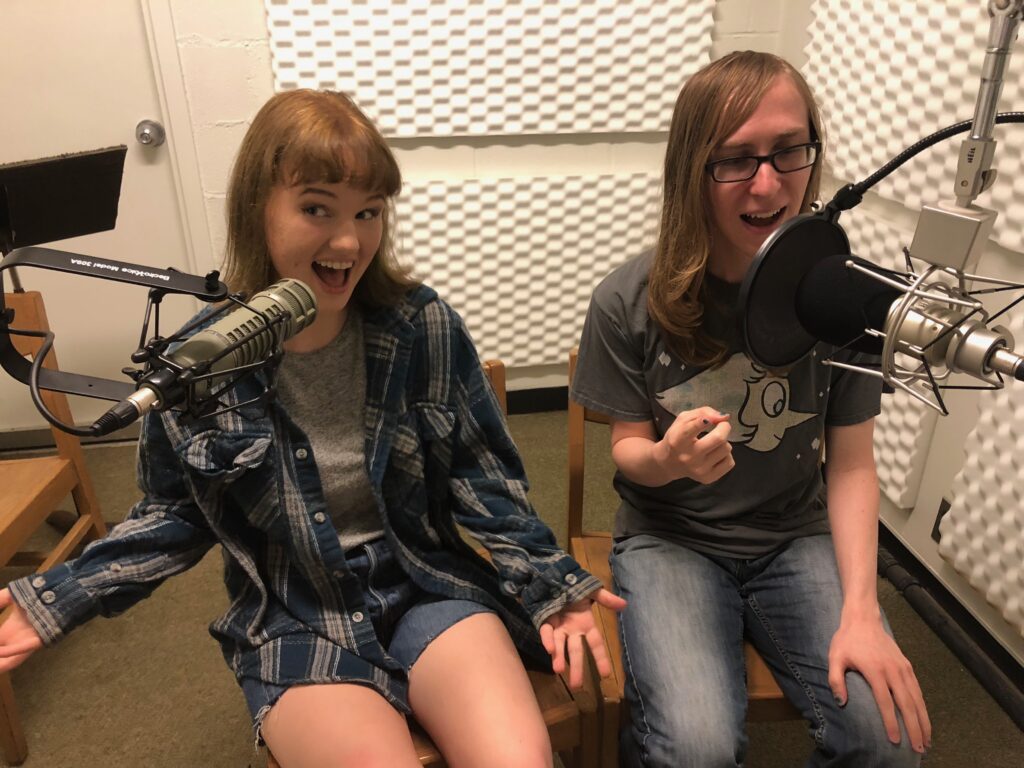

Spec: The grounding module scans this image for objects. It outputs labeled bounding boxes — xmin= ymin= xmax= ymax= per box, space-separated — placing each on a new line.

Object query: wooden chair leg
xmin=575 ymin=653 xmax=605 ymax=768
xmin=542 ymin=646 xmax=603 ymax=768
xmin=0 ymin=673 xmax=27 ymax=766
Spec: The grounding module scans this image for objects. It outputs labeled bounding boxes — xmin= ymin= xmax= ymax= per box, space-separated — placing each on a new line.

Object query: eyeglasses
xmin=705 ymin=141 xmax=821 ymax=183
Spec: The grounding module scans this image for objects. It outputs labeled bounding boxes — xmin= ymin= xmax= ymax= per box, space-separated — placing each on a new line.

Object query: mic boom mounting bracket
xmin=0 ymin=246 xmax=267 ymax=436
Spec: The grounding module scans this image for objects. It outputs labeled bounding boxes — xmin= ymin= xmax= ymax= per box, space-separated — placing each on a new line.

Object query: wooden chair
xmin=567 ymin=348 xmax=800 ymax=766
xmin=269 ymin=359 xmax=599 ymax=768
xmin=0 ymin=291 xmax=108 ymax=766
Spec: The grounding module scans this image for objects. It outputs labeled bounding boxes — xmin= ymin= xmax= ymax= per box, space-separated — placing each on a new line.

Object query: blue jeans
xmin=611 ymin=533 xmax=920 ymax=768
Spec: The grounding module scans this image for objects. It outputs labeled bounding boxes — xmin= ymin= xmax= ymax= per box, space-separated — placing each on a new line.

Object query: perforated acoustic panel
xmin=805 ymin=1 xmax=1024 ymax=254
xmin=395 ymin=173 xmax=661 ymax=365
xmin=842 ymin=213 xmax=938 ymax=509
xmin=939 ymin=295 xmax=1024 ymax=635
xmin=264 ymin=0 xmax=713 ymax=136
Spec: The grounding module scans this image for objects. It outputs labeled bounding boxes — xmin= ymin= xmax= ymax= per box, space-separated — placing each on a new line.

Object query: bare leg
xmin=261 ymin=682 xmax=420 ymax=768
xmin=409 ymin=612 xmax=552 ymax=768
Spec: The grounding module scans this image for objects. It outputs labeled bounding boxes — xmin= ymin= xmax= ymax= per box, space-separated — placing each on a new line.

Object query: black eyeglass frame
xmin=705 ymin=141 xmax=822 ymax=183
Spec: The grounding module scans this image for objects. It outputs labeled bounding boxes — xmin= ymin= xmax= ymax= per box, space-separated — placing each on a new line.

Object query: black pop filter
xmin=738 ymin=212 xmax=850 ymax=368
xmin=795 ymin=253 xmax=905 ymax=354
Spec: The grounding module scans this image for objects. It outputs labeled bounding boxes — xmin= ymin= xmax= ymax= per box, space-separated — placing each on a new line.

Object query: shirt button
xmin=502 ymin=580 xmax=518 ymax=594
xmin=31 ymin=577 xmax=46 ymax=589
xmin=313 ymin=512 xmax=327 ymax=524
xmin=564 ymin=573 xmax=578 ymax=585
xmin=41 ymin=591 xmax=56 ymax=604
xmin=351 ymin=611 xmax=365 ymax=623
xmin=109 ymin=563 xmax=123 ymax=573
xmin=295 ymin=448 xmax=308 ymax=460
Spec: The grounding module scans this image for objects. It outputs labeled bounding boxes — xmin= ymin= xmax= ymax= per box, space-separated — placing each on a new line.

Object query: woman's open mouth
xmin=312 ymin=259 xmax=354 ymax=290
xmin=740 ymin=206 xmax=785 ymax=228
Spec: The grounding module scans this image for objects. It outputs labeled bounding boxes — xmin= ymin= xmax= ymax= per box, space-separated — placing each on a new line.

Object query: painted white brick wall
xmin=713 ymin=0 xmax=785 ymax=59
xmin=169 ymin=0 xmax=274 ymax=260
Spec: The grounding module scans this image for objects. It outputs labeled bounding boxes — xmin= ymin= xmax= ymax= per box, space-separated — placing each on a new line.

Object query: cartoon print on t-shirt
xmin=655 ymin=354 xmax=814 ymax=452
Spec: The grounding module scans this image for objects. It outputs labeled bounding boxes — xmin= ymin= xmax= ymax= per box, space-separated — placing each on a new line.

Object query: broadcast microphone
xmin=89 ymin=278 xmax=317 ymax=435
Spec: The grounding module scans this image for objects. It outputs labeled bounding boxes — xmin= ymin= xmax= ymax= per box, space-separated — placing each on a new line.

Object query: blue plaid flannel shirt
xmin=10 ymin=285 xmax=602 ymax=711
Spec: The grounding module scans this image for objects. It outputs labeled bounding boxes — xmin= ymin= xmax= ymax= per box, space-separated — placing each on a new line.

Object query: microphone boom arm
xmin=956 ymin=0 xmax=1024 ymax=206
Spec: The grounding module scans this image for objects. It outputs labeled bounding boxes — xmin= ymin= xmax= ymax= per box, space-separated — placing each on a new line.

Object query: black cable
xmin=827 ymin=112 xmax=1024 ymax=214
xmin=21 ymin=327 xmax=97 ymax=437
xmin=878 ymin=546 xmax=1023 ymax=729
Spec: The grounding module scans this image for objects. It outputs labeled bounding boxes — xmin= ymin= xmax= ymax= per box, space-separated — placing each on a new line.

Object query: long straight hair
xmin=649 ymin=52 xmax=824 ymax=368
xmin=222 ymin=89 xmax=417 ymax=308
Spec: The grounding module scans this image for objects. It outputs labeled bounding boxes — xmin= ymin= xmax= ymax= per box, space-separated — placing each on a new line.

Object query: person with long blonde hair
xmin=572 ymin=51 xmax=930 ymax=766
xmin=0 ymin=89 xmax=625 ymax=768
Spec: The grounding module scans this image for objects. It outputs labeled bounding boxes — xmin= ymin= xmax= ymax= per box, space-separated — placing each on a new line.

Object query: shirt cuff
xmin=521 ymin=561 xmax=605 ymax=630
xmin=8 ymin=564 xmax=98 ymax=646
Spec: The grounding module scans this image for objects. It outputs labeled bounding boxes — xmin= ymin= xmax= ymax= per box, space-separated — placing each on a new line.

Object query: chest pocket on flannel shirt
xmin=176 ymin=430 xmax=274 ymax=511
xmin=391 ymin=403 xmax=456 ymax=487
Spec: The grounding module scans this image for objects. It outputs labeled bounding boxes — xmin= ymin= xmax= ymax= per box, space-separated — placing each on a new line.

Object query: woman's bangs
xmin=278 ymin=122 xmax=399 ymax=196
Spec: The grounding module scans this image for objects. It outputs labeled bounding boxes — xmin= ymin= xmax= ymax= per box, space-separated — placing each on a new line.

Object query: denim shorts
xmin=240 ymin=536 xmax=492 ymax=729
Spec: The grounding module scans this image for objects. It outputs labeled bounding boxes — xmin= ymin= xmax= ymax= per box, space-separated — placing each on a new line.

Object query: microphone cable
xmin=10 ymin=324 xmax=99 ymax=438
xmin=826 ymin=111 xmax=1024 ymax=215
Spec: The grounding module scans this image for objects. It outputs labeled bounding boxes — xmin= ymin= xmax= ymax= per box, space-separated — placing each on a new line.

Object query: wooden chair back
xmin=566 ymin=347 xmax=799 ymax=767
xmin=0 ymin=290 xmax=108 ymax=766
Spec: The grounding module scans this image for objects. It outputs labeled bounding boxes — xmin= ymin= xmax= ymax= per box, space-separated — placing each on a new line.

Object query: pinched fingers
xmin=682 ymin=430 xmax=735 ymax=483
xmin=697 ymin=439 xmax=735 ymax=481
xmin=660 ymin=409 xmax=733 ymax=483
xmin=664 ymin=407 xmax=728 ymax=446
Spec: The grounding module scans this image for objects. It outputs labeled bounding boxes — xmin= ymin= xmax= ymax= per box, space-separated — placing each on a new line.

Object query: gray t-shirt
xmin=276 ymin=310 xmax=383 ymax=551
xmin=571 ymin=251 xmax=882 ymax=558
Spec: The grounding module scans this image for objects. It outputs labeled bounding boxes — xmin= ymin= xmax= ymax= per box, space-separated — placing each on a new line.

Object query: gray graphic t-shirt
xmin=571 ymin=252 xmax=882 ymax=558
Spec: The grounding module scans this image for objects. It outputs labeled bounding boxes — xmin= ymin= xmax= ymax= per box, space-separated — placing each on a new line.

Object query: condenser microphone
xmin=89 ymin=278 xmax=317 ymax=435
xmin=794 ymin=254 xmax=1024 ymax=382
xmin=738 ymin=210 xmax=1024 ymax=415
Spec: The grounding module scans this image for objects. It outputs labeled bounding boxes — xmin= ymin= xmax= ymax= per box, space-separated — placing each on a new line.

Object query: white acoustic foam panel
xmin=843 ymin=212 xmax=938 ymax=509
xmin=940 ymin=298 xmax=1024 ymax=635
xmin=264 ymin=0 xmax=714 ymax=137
xmin=805 ymin=1 xmax=1024 ymax=254
xmin=395 ymin=173 xmax=661 ymax=366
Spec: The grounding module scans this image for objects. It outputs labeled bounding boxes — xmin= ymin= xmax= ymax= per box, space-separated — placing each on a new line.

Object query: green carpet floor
xmin=2 ymin=411 xmax=1021 ymax=766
